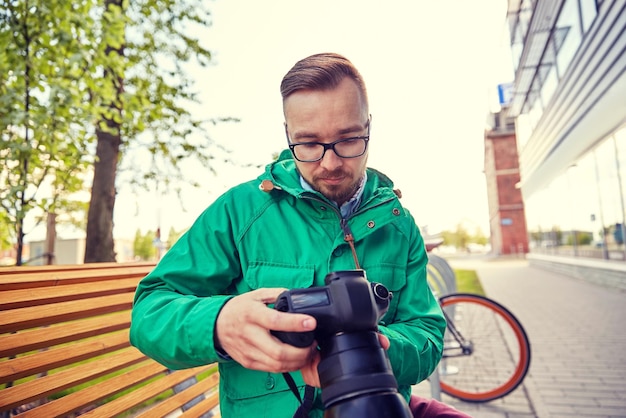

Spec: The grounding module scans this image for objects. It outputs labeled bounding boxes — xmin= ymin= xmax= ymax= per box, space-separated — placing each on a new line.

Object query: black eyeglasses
xmin=287 ymin=120 xmax=370 ymax=163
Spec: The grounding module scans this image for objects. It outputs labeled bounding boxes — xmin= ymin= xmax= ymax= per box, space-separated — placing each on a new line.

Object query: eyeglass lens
xmin=293 ymin=138 xmax=367 ymax=162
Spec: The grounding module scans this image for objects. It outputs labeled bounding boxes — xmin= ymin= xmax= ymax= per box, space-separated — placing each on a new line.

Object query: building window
xmin=539 ymin=65 xmax=559 ymax=107
xmin=580 ymin=0 xmax=598 ymax=33
xmin=511 ymin=24 xmax=524 ymax=73
xmin=555 ymin=0 xmax=583 ymax=77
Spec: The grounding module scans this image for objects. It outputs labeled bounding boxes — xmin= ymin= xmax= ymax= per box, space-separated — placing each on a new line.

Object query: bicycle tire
xmin=438 ymin=293 xmax=531 ymax=402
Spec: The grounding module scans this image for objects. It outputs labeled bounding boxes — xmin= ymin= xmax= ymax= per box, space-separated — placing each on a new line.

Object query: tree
xmin=441 ymin=223 xmax=471 ymax=250
xmin=166 ymin=226 xmax=185 ymax=249
xmin=84 ymin=0 xmax=125 ymax=262
xmin=1 ymin=0 xmax=96 ymax=264
xmin=133 ymin=228 xmax=156 ymax=260
xmin=82 ymin=0 xmax=225 ymax=262
xmin=1 ymin=0 xmax=232 ymax=264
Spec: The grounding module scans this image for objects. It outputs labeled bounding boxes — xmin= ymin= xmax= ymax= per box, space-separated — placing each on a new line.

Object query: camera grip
xmin=271 ymin=330 xmax=315 ymax=348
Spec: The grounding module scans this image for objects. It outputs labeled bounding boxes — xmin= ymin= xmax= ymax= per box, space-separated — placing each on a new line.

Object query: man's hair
xmin=280 ymin=52 xmax=369 ymax=108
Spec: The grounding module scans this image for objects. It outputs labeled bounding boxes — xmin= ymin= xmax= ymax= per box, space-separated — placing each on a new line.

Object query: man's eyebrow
xmin=292 ymin=124 xmax=364 ymax=140
xmin=291 ymin=130 xmax=319 ymax=140
xmin=337 ymin=124 xmax=364 ymax=135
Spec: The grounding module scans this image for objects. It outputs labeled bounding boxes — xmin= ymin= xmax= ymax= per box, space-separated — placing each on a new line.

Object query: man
xmin=130 ymin=53 xmax=450 ymax=417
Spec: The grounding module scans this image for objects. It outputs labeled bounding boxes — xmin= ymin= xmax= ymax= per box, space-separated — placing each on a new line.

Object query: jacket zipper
xmin=301 ymin=194 xmax=362 ymax=269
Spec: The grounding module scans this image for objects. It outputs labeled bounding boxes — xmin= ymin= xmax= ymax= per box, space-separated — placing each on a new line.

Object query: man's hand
xmin=215 ymin=288 xmax=317 ymax=373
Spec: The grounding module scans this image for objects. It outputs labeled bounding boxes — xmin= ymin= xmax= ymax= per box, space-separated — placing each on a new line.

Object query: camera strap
xmin=282 ymin=372 xmax=315 ymax=418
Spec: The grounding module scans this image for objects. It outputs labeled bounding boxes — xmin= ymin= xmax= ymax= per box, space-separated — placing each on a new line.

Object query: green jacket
xmin=130 ymin=150 xmax=445 ymax=418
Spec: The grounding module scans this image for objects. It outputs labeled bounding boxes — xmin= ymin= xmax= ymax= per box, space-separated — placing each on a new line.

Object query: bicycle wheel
xmin=438 ymin=293 xmax=531 ymax=402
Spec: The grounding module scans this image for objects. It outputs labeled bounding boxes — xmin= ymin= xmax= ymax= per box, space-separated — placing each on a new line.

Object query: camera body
xmin=272 ymin=270 xmax=412 ymax=418
xmin=272 ymin=269 xmax=391 ymax=347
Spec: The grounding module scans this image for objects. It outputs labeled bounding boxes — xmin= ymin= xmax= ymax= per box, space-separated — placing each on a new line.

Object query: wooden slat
xmin=17 ymin=359 xmax=169 ymax=418
xmin=1 ymin=277 xmax=140 ymax=310
xmin=0 ymin=346 xmax=146 ymax=411
xmin=0 ymin=265 xmax=153 ymax=291
xmin=136 ymin=372 xmax=220 ymax=418
xmin=78 ymin=365 xmax=216 ymax=418
xmin=0 ymin=293 xmax=134 ymax=333
xmin=0 ymin=263 xmax=221 ymax=417
xmin=0 ymin=330 xmax=130 ymax=384
xmin=0 ymin=311 xmax=130 ymax=358
xmin=0 ymin=261 xmax=154 ymax=275
xmin=179 ymin=390 xmax=221 ymax=418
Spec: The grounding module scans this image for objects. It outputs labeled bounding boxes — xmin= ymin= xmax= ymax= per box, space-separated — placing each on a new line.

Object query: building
xmin=28 ymin=238 xmax=136 ymax=265
xmin=502 ymin=0 xmax=626 ymax=288
xmin=484 ymin=109 xmax=529 ymax=256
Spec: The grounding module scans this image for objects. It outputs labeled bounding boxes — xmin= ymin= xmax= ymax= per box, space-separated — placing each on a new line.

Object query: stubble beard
xmin=312 ymin=169 xmax=361 ymax=206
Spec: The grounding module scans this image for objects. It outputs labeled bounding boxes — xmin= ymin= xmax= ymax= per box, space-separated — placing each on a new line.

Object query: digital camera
xmin=272 ymin=270 xmax=412 ymax=418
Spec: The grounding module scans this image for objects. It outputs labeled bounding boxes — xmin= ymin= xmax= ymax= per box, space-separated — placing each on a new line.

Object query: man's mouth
xmin=320 ymin=176 xmax=344 ymax=185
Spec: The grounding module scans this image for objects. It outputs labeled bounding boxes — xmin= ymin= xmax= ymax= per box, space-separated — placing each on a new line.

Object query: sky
xmin=113 ymin=0 xmax=515 ymax=241
xmin=29 ymin=0 xmax=515 ymax=243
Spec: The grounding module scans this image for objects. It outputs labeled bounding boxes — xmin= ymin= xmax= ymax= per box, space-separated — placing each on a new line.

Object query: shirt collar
xmin=300 ymin=172 xmax=367 ymax=218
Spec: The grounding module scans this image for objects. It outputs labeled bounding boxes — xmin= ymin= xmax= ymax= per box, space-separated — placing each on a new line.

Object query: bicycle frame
xmin=441 ymin=308 xmax=473 ymax=358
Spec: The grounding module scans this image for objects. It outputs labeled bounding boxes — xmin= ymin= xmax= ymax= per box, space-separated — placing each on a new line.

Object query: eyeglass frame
xmin=285 ymin=117 xmax=371 ymax=163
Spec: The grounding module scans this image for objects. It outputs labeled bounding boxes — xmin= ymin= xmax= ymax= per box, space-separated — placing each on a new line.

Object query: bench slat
xmin=0 ymin=262 xmax=153 ymax=276
xmin=0 ymin=330 xmax=130 ymax=384
xmin=0 ymin=293 xmax=133 ymax=333
xmin=0 ymin=263 xmax=220 ymax=417
xmin=0 ymin=346 xmax=145 ymax=411
xmin=78 ymin=365 xmax=216 ymax=418
xmin=0 ymin=265 xmax=152 ymax=291
xmin=136 ymin=372 xmax=220 ymax=418
xmin=179 ymin=390 xmax=221 ymax=418
xmin=1 ymin=277 xmax=140 ymax=310
xmin=16 ymin=359 xmax=169 ymax=418
xmin=0 ymin=311 xmax=130 ymax=358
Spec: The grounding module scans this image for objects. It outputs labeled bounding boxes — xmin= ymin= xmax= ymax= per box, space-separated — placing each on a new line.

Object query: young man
xmin=130 ymin=53 xmax=453 ymax=417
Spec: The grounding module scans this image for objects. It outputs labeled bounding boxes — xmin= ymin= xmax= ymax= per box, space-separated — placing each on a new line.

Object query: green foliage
xmin=116 ymin=0 xmax=238 ymax=196
xmin=0 ymin=0 xmax=96 ymax=255
xmin=1 ymin=0 xmax=237 ymax=262
xmin=441 ymin=223 xmax=469 ymax=249
xmin=565 ymin=231 xmax=593 ymax=246
xmin=0 ymin=210 xmax=11 ymax=250
xmin=133 ymin=229 xmax=156 ymax=260
xmin=166 ymin=226 xmax=186 ymax=249
xmin=441 ymin=223 xmax=489 ymax=250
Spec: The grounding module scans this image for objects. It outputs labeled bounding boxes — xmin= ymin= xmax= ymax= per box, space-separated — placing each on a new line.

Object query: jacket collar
xmin=259 ymin=149 xmax=400 ymax=209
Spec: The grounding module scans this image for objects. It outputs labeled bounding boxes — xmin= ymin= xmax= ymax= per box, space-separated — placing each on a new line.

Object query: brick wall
xmin=484 ymin=124 xmax=529 ymax=255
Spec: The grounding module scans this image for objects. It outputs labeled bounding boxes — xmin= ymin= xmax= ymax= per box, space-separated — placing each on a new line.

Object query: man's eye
xmin=341 ymin=137 xmax=359 ymax=144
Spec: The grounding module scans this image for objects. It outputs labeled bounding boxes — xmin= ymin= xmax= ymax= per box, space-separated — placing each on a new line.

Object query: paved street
xmin=412 ymin=256 xmax=626 ymax=418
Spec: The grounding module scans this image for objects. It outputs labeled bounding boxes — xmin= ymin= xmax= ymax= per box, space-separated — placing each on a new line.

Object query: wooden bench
xmin=0 ymin=262 xmax=221 ymax=417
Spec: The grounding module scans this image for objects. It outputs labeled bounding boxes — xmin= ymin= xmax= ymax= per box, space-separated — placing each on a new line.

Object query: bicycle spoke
xmin=438 ymin=293 xmax=531 ymax=402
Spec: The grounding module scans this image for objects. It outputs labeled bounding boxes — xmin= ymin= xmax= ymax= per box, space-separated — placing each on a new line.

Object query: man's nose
xmin=319 ymin=148 xmax=343 ymax=170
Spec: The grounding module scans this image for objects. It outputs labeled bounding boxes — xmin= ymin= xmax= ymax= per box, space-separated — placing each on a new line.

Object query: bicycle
xmin=437 ymin=292 xmax=531 ymax=402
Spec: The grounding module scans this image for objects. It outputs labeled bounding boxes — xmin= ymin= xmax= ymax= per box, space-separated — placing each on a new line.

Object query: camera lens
xmin=372 ymin=283 xmax=389 ymax=300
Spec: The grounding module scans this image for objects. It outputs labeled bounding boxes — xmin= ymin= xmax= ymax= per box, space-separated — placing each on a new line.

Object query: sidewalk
xmin=412 ymin=256 xmax=626 ymax=418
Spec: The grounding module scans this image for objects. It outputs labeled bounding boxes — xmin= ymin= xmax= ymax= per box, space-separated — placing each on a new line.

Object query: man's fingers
xmin=248 ymin=287 xmax=289 ymax=304
xmin=265 ymin=308 xmax=316 ymax=332
xmin=243 ymin=288 xmax=316 ymax=332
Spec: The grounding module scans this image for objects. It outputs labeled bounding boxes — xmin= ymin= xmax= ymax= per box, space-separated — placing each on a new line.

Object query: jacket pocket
xmin=360 ymin=263 xmax=406 ymax=324
xmin=245 ymin=262 xmax=315 ymax=289
xmin=219 ymin=363 xmax=306 ymax=417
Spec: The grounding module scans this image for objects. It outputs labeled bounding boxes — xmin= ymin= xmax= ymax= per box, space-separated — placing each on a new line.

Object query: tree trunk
xmin=84 ymin=0 xmax=124 ymax=263
xmin=45 ymin=212 xmax=56 ymax=265
xmin=84 ymin=127 xmax=120 ymax=262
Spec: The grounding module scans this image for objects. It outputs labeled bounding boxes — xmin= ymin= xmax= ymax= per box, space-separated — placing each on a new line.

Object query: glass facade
xmin=506 ymin=0 xmax=626 ymax=262
xmin=526 ymin=124 xmax=626 ymax=260
xmin=513 ymin=0 xmax=599 ymax=148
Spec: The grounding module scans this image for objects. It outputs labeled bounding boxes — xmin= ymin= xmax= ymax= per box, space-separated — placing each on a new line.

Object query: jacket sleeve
xmin=129 ymin=197 xmax=240 ymax=370
xmin=377 ymin=219 xmax=446 ymax=386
